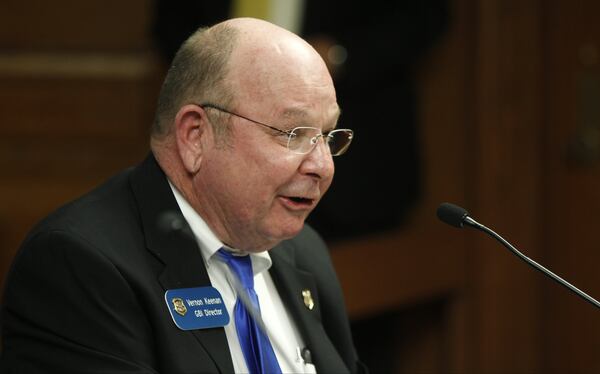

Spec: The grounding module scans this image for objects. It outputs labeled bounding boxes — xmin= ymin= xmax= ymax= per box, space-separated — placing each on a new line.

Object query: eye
xmin=273 ymin=131 xmax=293 ymax=147
xmin=267 ymin=128 xmax=290 ymax=141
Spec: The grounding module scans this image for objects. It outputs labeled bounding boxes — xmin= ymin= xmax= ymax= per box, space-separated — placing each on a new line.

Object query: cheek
xmin=250 ymin=148 xmax=300 ymax=184
xmin=221 ymin=154 xmax=290 ymax=206
xmin=206 ymin=140 xmax=303 ymax=206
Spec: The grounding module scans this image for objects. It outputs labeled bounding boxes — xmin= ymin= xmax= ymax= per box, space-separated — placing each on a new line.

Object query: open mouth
xmin=288 ymin=196 xmax=313 ymax=204
xmin=281 ymin=195 xmax=315 ymax=209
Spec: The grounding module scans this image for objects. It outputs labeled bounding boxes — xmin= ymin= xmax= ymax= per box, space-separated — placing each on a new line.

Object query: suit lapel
xmin=269 ymin=243 xmax=351 ymax=373
xmin=129 ymin=154 xmax=234 ymax=373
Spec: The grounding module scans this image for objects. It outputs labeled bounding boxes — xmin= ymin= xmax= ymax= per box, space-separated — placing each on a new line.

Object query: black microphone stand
xmin=464 ymin=215 xmax=600 ymax=309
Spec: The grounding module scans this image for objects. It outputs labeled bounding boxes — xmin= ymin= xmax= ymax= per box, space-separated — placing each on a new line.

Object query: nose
xmin=298 ymin=136 xmax=335 ymax=180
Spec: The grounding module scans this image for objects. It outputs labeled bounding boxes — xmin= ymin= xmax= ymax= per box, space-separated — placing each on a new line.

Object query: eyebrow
xmin=281 ymin=107 xmax=310 ymax=119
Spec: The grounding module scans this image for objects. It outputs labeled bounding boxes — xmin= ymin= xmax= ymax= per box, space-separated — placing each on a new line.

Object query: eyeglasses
xmin=198 ymin=103 xmax=353 ymax=156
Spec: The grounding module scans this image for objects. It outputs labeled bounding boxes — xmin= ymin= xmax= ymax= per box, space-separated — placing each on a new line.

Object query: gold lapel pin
xmin=302 ymin=289 xmax=314 ymax=310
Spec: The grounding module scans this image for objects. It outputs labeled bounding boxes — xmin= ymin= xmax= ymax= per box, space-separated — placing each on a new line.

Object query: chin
xmin=269 ymin=220 xmax=305 ymax=242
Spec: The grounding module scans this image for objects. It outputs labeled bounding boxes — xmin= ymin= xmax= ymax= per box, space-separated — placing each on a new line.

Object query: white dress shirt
xmin=169 ymin=182 xmax=316 ymax=373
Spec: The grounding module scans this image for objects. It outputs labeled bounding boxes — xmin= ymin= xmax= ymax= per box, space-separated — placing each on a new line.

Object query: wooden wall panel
xmin=0 ymin=0 xmax=153 ymax=50
xmin=470 ymin=0 xmax=544 ymax=372
xmin=331 ymin=1 xmax=473 ymax=371
xmin=543 ymin=0 xmax=600 ymax=372
xmin=0 ymin=0 xmax=161 ymax=295
xmin=0 ymin=76 xmax=154 ymax=139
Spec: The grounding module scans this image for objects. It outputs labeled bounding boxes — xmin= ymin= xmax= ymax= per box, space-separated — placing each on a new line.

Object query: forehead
xmin=229 ymin=66 xmax=340 ymax=129
xmin=227 ymin=31 xmax=338 ymax=117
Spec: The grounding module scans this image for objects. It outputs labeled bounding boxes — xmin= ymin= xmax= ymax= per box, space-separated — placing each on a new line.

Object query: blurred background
xmin=1 ymin=0 xmax=600 ymax=372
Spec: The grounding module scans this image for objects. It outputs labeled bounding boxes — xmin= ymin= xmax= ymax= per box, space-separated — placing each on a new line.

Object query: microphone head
xmin=158 ymin=211 xmax=183 ymax=232
xmin=436 ymin=202 xmax=470 ymax=228
xmin=157 ymin=211 xmax=192 ymax=236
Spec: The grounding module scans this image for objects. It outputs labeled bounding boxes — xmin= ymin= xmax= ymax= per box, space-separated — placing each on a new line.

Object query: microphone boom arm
xmin=464 ymin=216 xmax=600 ymax=309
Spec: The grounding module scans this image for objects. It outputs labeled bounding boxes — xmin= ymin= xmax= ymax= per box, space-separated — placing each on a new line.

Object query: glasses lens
xmin=288 ymin=127 xmax=353 ymax=155
xmin=288 ymin=127 xmax=321 ymax=154
xmin=327 ymin=129 xmax=353 ymax=156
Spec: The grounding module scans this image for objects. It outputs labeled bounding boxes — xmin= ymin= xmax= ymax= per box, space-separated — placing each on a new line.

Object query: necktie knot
xmin=218 ymin=248 xmax=254 ymax=290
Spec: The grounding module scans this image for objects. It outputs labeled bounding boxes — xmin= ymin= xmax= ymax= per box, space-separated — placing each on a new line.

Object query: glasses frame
xmin=197 ymin=103 xmax=353 ymax=156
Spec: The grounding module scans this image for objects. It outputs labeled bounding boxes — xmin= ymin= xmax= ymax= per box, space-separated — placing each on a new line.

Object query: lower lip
xmin=279 ymin=196 xmax=315 ymax=211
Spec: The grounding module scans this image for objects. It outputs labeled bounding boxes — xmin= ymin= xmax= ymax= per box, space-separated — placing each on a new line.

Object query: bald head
xmin=224 ymin=17 xmax=330 ymax=78
xmin=151 ymin=18 xmax=336 ymax=141
xmin=225 ymin=18 xmax=335 ymax=115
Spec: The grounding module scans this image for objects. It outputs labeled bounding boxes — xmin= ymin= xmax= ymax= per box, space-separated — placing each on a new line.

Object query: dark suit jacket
xmin=0 ymin=154 xmax=363 ymax=373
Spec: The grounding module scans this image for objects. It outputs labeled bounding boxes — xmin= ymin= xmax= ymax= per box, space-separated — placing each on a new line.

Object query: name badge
xmin=165 ymin=286 xmax=230 ymax=330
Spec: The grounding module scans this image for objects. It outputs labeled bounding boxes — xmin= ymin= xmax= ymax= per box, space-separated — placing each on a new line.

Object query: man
xmin=0 ymin=18 xmax=364 ymax=373
xmin=153 ymin=1 xmax=449 ymax=242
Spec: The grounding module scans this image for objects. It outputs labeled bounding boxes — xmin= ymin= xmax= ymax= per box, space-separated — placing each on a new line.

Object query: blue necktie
xmin=218 ymin=249 xmax=282 ymax=374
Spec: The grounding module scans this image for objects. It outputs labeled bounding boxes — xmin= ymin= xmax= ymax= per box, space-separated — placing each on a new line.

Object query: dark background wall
xmin=1 ymin=1 xmax=600 ymax=372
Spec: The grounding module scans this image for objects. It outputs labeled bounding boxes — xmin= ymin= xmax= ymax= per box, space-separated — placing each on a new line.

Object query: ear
xmin=174 ymin=104 xmax=210 ymax=174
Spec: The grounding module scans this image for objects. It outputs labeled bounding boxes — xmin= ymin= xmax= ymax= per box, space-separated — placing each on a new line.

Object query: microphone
xmin=437 ymin=202 xmax=600 ymax=309
xmin=158 ymin=211 xmax=193 ymax=237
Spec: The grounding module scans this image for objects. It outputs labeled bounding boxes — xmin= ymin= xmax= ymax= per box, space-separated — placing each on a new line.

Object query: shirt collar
xmin=167 ymin=180 xmax=272 ymax=275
